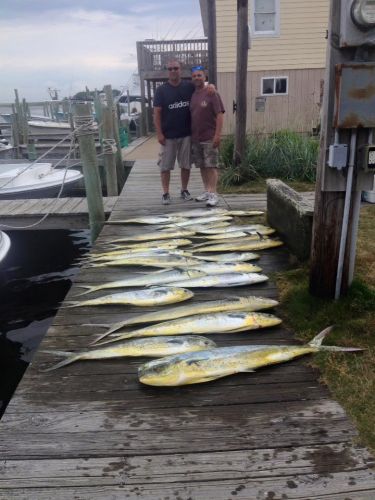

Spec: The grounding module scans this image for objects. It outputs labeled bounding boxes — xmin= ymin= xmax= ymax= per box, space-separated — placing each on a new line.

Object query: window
xmin=261 ymin=76 xmax=288 ymax=95
xmin=252 ymin=0 xmax=280 ymax=37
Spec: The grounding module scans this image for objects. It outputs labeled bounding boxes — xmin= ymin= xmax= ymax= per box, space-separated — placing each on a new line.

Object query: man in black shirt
xmin=153 ymin=59 xmax=194 ymax=204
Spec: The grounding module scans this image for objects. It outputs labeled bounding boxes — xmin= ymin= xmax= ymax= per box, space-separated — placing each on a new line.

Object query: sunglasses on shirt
xmin=167 ymin=66 xmax=180 ymax=71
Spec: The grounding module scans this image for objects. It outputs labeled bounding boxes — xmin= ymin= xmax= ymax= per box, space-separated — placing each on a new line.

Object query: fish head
xmin=139 ymin=356 xmax=184 ymax=386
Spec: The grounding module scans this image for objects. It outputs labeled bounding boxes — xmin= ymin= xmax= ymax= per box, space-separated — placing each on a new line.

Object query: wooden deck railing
xmin=137 ymin=38 xmax=208 ymax=72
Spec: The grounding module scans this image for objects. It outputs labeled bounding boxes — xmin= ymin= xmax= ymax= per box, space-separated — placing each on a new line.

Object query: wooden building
xmin=200 ymin=0 xmax=329 ymax=134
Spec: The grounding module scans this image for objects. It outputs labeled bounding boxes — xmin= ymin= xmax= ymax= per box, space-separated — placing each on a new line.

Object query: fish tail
xmin=308 ymin=326 xmax=334 ymax=346
xmin=308 ymin=326 xmax=364 ymax=352
xmin=74 ymin=285 xmax=103 ymax=296
xmin=89 ymin=326 xmax=125 ymax=344
xmin=61 ymin=301 xmax=80 ymax=308
xmin=94 ymin=332 xmax=135 ymax=346
xmin=40 ymin=351 xmax=81 ymax=372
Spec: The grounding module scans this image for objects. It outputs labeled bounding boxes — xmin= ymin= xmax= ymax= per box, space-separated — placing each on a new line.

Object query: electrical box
xmin=328 ymin=144 xmax=348 ymax=169
xmin=357 ymin=144 xmax=375 ymax=171
xmin=340 ymin=0 xmax=375 ymax=47
xmin=334 ymin=63 xmax=375 ymax=128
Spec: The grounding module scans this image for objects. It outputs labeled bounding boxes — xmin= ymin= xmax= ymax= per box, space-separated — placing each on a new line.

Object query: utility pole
xmin=310 ymin=0 xmax=375 ymax=299
xmin=233 ymin=0 xmax=249 ymax=167
xmin=207 ymin=0 xmax=217 ymax=86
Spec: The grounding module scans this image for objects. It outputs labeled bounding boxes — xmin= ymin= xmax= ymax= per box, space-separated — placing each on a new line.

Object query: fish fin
xmin=40 ymin=349 xmax=72 ymax=357
xmin=40 ymin=352 xmax=81 ymax=372
xmin=240 ymin=368 xmax=255 ymax=373
xmin=308 ymin=326 xmax=334 ymax=347
xmin=256 ymin=231 xmax=265 ymax=240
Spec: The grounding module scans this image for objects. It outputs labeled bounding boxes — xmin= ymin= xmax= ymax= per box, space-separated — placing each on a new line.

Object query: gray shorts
xmin=192 ymin=141 xmax=220 ymax=169
xmin=158 ymin=136 xmax=192 ymax=172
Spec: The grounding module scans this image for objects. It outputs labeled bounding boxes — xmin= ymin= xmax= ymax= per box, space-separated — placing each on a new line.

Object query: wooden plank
xmin=0 ymin=443 xmax=373 ymax=488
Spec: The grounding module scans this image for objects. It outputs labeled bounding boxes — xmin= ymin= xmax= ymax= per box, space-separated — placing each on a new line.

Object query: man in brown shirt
xmin=190 ymin=65 xmax=225 ymax=207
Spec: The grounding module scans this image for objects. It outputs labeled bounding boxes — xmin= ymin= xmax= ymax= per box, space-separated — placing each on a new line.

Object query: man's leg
xmin=206 ymin=167 xmax=219 ymax=193
xmin=180 ymin=167 xmax=190 ymax=191
xmin=200 ymin=167 xmax=209 ymax=192
xmin=161 ymin=170 xmax=171 ymax=194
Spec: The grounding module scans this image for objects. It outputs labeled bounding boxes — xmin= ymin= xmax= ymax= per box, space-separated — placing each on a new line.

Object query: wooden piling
xmin=104 ymin=84 xmax=126 ymax=190
xmin=73 ymin=102 xmax=105 ymax=242
xmin=101 ymin=105 xmax=118 ymax=196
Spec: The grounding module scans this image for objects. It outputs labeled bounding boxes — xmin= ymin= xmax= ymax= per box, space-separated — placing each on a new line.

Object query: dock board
xmin=0 ymin=197 xmax=117 ymax=230
xmin=0 ymin=160 xmax=374 ymax=499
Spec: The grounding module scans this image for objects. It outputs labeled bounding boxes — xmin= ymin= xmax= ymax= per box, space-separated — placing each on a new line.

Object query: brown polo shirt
xmin=190 ymin=88 xmax=225 ymax=142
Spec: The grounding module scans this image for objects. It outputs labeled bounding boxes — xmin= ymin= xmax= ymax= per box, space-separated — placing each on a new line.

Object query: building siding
xmin=216 ymin=0 xmax=329 ymax=72
xmin=218 ymin=68 xmax=325 ymax=134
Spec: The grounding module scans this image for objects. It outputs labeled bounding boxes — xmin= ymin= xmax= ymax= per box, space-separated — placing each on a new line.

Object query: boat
xmin=27 ymin=120 xmax=72 ymax=136
xmin=0 ymin=230 xmax=11 ymax=263
xmin=0 ymin=162 xmax=84 ymax=199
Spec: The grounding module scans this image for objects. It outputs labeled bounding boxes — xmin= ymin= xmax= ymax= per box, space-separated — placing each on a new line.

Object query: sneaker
xmin=162 ymin=192 xmax=171 ymax=205
xmin=180 ymin=189 xmax=193 ymax=201
xmin=206 ymin=193 xmax=219 ymax=207
xmin=195 ymin=191 xmax=210 ymax=202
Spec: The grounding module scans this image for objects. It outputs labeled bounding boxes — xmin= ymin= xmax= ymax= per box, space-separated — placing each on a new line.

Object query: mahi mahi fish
xmin=195 ymin=239 xmax=283 ymax=252
xmin=76 ymin=269 xmax=207 ymax=296
xmin=96 ymin=311 xmax=282 ymax=345
xmin=163 ymin=215 xmax=232 ymax=228
xmin=108 ymin=229 xmax=196 ymax=242
xmin=186 ymin=262 xmax=262 ymax=274
xmin=105 ymin=215 xmax=187 ymax=225
xmin=198 ymin=224 xmax=274 ymax=235
xmin=167 ymin=272 xmax=268 ymax=288
xmin=167 ymin=208 xmax=264 ymax=218
xmin=138 ymin=327 xmax=363 ymax=386
xmin=191 ymin=252 xmax=260 ymax=262
xmin=107 ymin=238 xmax=192 ymax=248
xmin=65 ymin=286 xmax=194 ymax=308
xmin=89 ymin=296 xmax=279 ymax=343
xmin=89 ymin=254 xmax=203 ymax=268
xmin=41 ymin=335 xmax=217 ymax=371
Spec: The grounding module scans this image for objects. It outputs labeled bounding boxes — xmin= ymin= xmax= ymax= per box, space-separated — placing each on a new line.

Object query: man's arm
xmin=153 ymin=107 xmax=165 ymax=145
xmin=213 ymin=112 xmax=224 ymax=148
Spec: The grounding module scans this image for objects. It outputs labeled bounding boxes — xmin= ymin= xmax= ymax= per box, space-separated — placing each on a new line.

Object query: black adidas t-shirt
xmin=153 ymin=81 xmax=195 ymax=139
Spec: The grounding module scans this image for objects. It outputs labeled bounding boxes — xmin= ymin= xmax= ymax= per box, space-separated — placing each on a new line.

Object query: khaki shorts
xmin=192 ymin=141 xmax=219 ymax=168
xmin=158 ymin=136 xmax=191 ymax=172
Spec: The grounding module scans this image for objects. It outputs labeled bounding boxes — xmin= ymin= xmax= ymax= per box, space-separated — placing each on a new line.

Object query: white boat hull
xmin=0 ymin=231 xmax=11 ymax=263
xmin=0 ymin=163 xmax=84 ymax=199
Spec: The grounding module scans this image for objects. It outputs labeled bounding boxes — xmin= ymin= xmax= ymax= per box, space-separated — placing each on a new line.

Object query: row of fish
xmin=43 ymin=209 xmax=361 ymax=384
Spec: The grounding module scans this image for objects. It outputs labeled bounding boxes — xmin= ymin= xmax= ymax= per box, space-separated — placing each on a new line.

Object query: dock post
xmin=11 ymin=104 xmax=21 ymax=158
xmin=101 ymin=104 xmax=118 ymax=195
xmin=73 ymin=102 xmax=105 ymax=242
xmin=104 ymin=84 xmax=126 ymax=190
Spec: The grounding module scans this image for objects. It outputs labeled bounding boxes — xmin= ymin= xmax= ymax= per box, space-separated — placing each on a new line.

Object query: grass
xmin=275 ymin=205 xmax=375 ymax=453
xmin=219 ymin=130 xmax=319 ymax=189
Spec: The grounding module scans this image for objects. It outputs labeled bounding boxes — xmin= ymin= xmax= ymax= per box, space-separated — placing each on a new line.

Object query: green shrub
xmin=219 ymin=130 xmax=319 ymax=188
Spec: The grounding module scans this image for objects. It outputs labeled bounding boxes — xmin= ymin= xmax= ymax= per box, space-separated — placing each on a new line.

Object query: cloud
xmin=0 ymin=1 xmax=204 ymax=100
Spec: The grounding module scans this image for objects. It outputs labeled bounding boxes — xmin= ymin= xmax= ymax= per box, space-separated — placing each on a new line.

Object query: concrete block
xmin=266 ymin=179 xmax=314 ymax=261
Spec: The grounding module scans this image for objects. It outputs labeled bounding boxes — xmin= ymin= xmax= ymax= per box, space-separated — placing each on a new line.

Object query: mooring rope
xmin=0 ymin=134 xmax=77 ymax=229
xmin=102 ymin=138 xmax=117 ymax=155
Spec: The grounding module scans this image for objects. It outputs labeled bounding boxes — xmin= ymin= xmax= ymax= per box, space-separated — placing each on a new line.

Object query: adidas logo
xmin=168 ymin=101 xmax=190 ymax=109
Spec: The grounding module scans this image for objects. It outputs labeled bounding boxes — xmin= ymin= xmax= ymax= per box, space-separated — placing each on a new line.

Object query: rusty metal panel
xmin=334 ymin=63 xmax=375 ymax=128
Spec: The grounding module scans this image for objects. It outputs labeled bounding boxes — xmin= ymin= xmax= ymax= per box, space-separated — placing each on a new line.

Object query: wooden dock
xmin=0 ymin=197 xmax=117 ymax=230
xmin=0 ymin=160 xmax=374 ymax=499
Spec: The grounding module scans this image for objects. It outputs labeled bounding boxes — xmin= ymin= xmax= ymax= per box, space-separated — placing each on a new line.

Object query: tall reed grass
xmin=219 ymin=130 xmax=319 ymax=187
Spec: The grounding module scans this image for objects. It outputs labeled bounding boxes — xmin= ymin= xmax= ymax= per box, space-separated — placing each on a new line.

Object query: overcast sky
xmin=0 ymin=0 xmax=204 ymax=102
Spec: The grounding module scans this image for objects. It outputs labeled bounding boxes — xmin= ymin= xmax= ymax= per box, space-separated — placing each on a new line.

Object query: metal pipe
xmin=335 ymin=128 xmax=357 ymax=300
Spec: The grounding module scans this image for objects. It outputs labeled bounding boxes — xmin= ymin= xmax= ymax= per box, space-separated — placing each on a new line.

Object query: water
xmin=0 ymin=229 xmax=91 ymax=417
